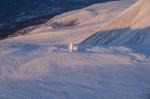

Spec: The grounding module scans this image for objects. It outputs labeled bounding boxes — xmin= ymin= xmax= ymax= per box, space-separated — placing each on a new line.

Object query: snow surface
xmin=0 ymin=0 xmax=150 ymax=99
xmin=0 ymin=42 xmax=150 ymax=99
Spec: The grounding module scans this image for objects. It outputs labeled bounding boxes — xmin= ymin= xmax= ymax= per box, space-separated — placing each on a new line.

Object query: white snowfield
xmin=0 ymin=0 xmax=150 ymax=99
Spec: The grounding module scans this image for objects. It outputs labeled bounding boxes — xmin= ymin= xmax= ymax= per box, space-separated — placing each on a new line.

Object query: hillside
xmin=2 ymin=0 xmax=136 ymax=44
xmin=0 ymin=0 xmax=117 ymax=39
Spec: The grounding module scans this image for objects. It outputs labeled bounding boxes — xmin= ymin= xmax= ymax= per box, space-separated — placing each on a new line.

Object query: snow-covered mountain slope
xmin=1 ymin=0 xmax=118 ymax=38
xmin=82 ymin=0 xmax=150 ymax=46
xmin=1 ymin=0 xmax=150 ymax=99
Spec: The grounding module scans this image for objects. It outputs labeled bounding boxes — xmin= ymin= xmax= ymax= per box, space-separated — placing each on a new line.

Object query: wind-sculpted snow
xmin=0 ymin=42 xmax=150 ymax=98
xmin=0 ymin=43 xmax=50 ymax=79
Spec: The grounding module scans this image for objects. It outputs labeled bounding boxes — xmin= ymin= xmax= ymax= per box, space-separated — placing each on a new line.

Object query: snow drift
xmin=81 ymin=0 xmax=150 ymax=46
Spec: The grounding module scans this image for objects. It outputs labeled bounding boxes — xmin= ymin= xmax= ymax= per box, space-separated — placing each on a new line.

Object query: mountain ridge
xmin=81 ymin=0 xmax=150 ymax=46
